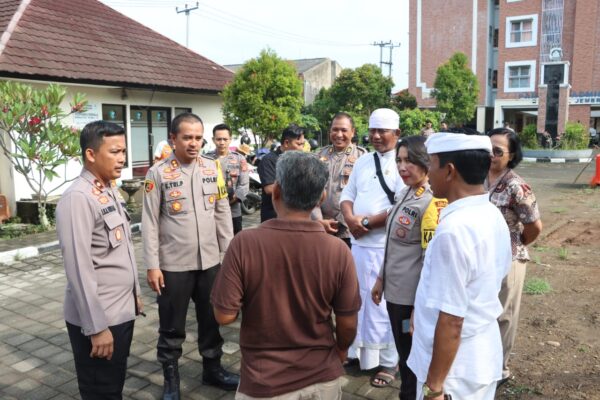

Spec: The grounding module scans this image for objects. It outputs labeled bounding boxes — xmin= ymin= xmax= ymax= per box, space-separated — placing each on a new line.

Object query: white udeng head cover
xmin=425 ymin=131 xmax=492 ymax=154
xmin=368 ymin=108 xmax=400 ymax=129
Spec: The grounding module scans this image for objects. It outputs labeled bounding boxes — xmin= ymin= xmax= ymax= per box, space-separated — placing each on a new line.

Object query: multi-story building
xmin=408 ymin=0 xmax=600 ymax=137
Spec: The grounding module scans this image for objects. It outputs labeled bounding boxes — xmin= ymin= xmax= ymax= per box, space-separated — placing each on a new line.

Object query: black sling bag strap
xmin=373 ymin=152 xmax=396 ymax=205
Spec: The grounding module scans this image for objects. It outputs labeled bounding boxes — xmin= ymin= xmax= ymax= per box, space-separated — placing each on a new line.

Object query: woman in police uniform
xmin=370 ymin=136 xmax=447 ymax=397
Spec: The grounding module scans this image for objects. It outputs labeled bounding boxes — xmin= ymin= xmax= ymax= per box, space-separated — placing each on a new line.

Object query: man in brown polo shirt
xmin=211 ymin=151 xmax=361 ymax=399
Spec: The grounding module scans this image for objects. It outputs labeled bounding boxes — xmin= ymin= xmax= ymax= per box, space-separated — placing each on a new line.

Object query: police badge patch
xmin=144 ymin=179 xmax=155 ymax=193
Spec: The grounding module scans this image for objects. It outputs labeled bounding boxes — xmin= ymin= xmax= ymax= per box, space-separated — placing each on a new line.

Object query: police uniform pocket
xmin=203 ymin=193 xmax=218 ymax=210
xmin=104 ymin=212 xmax=125 ymax=248
xmin=202 ymin=180 xmax=219 ymax=210
xmin=339 ymin=165 xmax=353 ymax=189
xmin=166 ymin=198 xmax=187 ymax=215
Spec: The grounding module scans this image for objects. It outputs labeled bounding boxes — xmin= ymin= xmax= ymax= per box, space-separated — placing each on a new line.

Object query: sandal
xmin=370 ymin=366 xmax=397 ymax=388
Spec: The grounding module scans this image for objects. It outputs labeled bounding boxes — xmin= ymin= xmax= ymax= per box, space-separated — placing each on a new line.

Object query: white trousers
xmin=417 ymin=378 xmax=496 ymax=400
xmin=349 ymin=245 xmax=398 ymax=370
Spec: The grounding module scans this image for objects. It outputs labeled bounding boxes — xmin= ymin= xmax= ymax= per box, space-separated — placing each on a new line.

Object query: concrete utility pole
xmin=372 ymin=41 xmax=401 ymax=77
xmin=176 ymin=2 xmax=199 ymax=47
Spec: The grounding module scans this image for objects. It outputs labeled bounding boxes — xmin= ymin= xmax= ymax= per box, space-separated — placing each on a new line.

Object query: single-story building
xmin=0 ymin=0 xmax=233 ymax=209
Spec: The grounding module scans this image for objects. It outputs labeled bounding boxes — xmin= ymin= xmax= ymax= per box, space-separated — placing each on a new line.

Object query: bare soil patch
xmin=496 ymin=164 xmax=600 ymax=399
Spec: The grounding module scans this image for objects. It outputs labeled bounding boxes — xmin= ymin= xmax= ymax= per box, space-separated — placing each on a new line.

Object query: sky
xmin=99 ymin=0 xmax=410 ymax=91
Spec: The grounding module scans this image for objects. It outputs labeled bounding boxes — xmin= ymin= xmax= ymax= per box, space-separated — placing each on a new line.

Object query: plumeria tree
xmin=0 ymin=81 xmax=87 ymax=229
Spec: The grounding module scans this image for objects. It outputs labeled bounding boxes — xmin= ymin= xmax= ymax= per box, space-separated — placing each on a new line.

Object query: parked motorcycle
xmin=241 ymin=162 xmax=262 ymax=215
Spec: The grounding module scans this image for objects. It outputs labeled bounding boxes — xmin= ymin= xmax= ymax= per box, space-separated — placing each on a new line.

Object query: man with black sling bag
xmin=340 ymin=108 xmax=405 ymax=387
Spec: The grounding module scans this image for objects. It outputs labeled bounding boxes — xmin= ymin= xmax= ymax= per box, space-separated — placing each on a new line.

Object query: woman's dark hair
xmin=395 ymin=135 xmax=429 ymax=172
xmin=488 ymin=127 xmax=523 ymax=169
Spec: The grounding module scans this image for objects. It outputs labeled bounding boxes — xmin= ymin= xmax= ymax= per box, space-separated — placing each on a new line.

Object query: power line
xmin=102 ymin=0 xmax=370 ymax=47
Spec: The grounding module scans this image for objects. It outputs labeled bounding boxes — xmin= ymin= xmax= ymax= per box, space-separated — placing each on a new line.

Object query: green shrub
xmin=524 ymin=277 xmax=552 ymax=295
xmin=520 ymin=123 xmax=539 ymax=149
xmin=399 ymin=109 xmax=443 ymax=136
xmin=559 ymin=122 xmax=588 ymax=150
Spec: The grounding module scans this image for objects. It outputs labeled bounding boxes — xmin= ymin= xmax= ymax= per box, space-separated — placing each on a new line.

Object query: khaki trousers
xmin=235 ymin=377 xmax=342 ymax=400
xmin=498 ymin=260 xmax=527 ymax=379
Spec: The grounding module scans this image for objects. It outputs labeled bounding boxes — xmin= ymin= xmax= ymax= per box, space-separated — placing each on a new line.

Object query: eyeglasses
xmin=492 ymin=147 xmax=510 ymax=157
xmin=368 ymin=128 xmax=395 ymax=135
xmin=214 ymin=138 xmax=230 ymax=142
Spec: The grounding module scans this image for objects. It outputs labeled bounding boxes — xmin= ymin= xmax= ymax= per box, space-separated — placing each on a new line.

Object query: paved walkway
xmin=0 ymin=212 xmax=400 ymax=400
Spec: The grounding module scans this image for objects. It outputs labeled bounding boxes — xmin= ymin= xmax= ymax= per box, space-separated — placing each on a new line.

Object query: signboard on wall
xmin=72 ymin=103 xmax=100 ymax=128
xmin=569 ymin=92 xmax=600 ymax=105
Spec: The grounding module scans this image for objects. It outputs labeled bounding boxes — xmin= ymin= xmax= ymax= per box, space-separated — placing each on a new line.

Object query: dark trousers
xmin=232 ymin=216 xmax=243 ymax=235
xmin=67 ymin=320 xmax=134 ymax=400
xmin=387 ymin=302 xmax=417 ymax=400
xmin=157 ymin=267 xmax=224 ymax=365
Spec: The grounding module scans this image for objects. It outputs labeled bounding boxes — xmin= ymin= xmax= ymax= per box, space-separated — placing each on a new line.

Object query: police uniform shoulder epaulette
xmin=318 ymin=145 xmax=332 ymax=155
xmin=151 ymin=157 xmax=170 ymax=171
xmin=356 ymin=145 xmax=367 ymax=154
xmin=202 ymin=152 xmax=217 ymax=161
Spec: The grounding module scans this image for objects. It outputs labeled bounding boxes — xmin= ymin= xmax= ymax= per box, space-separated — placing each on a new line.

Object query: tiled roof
xmin=225 ymin=57 xmax=330 ymax=75
xmin=0 ymin=0 xmax=233 ymax=93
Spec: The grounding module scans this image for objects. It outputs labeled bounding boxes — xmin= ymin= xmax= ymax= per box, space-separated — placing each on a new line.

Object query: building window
xmin=492 ymin=70 xmax=498 ymax=89
xmin=174 ymin=107 xmax=192 ymax=116
xmin=493 ymin=28 xmax=499 ymax=48
xmin=506 ymin=15 xmax=538 ymax=48
xmin=509 ymin=66 xmax=530 ymax=88
xmin=504 ymin=60 xmax=536 ymax=92
xmin=102 ymin=104 xmax=128 ymax=167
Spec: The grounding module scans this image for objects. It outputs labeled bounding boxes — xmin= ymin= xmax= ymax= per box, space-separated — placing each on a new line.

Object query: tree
xmin=222 ymin=49 xmax=303 ymax=145
xmin=0 ymin=81 xmax=87 ymax=229
xmin=391 ymin=89 xmax=417 ymax=110
xmin=306 ymin=64 xmax=394 ymax=132
xmin=432 ymin=52 xmax=479 ymax=126
xmin=399 ymin=109 xmax=443 ymax=136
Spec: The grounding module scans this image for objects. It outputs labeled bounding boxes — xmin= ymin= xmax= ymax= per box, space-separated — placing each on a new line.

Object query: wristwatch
xmin=361 ymin=216 xmax=370 ymax=230
xmin=422 ymin=383 xmax=443 ymax=398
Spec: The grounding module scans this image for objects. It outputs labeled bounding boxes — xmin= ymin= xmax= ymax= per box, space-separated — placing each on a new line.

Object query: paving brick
xmin=2 ymin=332 xmax=34 ymax=347
xmin=31 ymin=343 xmax=63 ymax=358
xmin=22 ymin=384 xmax=60 ymax=400
xmin=11 ymin=356 xmax=45 ymax=372
xmin=56 ymin=378 xmax=80 ymax=397
xmin=18 ymin=338 xmax=49 ymax=353
xmin=2 ymin=377 xmax=41 ymax=395
xmin=130 ymin=383 xmax=163 ymax=400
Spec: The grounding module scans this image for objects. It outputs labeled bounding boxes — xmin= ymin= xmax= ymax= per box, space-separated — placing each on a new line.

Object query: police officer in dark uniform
xmin=142 ymin=113 xmax=238 ymax=399
xmin=257 ymin=124 xmax=306 ymax=222
xmin=56 ymin=121 xmax=142 ymax=400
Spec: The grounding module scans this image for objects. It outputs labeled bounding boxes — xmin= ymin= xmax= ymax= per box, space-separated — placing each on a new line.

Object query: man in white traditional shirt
xmin=407 ymin=131 xmax=512 ymax=400
xmin=340 ymin=108 xmax=404 ymax=387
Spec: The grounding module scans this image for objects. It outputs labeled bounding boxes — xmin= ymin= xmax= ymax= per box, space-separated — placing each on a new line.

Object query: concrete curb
xmin=522 ymin=157 xmax=592 ymax=163
xmin=0 ymin=223 xmax=141 ymax=265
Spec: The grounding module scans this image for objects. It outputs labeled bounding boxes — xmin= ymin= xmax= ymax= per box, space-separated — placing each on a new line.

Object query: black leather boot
xmin=202 ymin=359 xmax=240 ymax=391
xmin=162 ymin=361 xmax=181 ymax=400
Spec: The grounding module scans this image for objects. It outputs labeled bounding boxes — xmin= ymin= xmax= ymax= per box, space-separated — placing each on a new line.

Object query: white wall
xmin=1 ymin=79 xmax=224 ymax=207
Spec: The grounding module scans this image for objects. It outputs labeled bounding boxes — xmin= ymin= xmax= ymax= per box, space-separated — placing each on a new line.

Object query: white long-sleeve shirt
xmin=340 ymin=149 xmax=404 ymax=248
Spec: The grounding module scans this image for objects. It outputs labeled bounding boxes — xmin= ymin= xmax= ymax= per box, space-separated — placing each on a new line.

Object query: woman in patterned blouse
xmin=484 ymin=127 xmax=543 ymax=388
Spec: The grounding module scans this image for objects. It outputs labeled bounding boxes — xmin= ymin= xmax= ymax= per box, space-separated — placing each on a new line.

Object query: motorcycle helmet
xmin=240 ymin=134 xmax=251 ymax=145
xmin=308 ymin=138 xmax=319 ymax=151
